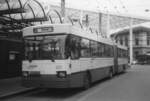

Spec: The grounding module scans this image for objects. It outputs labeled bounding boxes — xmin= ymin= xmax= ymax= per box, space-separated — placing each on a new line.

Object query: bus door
xmin=79 ymin=38 xmax=91 ymax=73
xmin=113 ymin=45 xmax=118 ymax=74
xmin=67 ymin=35 xmax=81 ymax=74
xmin=67 ymin=36 xmax=82 ymax=87
xmin=70 ymin=57 xmax=80 ymax=74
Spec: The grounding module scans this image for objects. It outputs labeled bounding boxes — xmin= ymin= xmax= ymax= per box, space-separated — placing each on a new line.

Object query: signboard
xmin=33 ymin=27 xmax=54 ymax=33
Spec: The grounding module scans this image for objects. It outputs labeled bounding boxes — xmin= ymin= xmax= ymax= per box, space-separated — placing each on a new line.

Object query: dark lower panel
xmin=22 ymin=67 xmax=112 ymax=88
xmin=22 ymin=74 xmax=82 ymax=88
xmin=69 ymin=72 xmax=85 ymax=88
xmin=90 ymin=67 xmax=110 ymax=82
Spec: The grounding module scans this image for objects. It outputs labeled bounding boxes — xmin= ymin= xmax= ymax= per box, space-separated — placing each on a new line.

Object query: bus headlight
xmin=22 ymin=71 xmax=28 ymax=77
xmin=57 ymin=71 xmax=67 ymax=78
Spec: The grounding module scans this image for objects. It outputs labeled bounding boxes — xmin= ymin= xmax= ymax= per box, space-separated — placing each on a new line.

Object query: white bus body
xmin=22 ymin=24 xmax=128 ymax=88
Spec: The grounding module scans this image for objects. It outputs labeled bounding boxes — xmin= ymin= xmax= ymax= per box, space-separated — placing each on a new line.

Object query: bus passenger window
xmin=98 ymin=43 xmax=105 ymax=57
xmin=80 ymin=39 xmax=90 ymax=57
xmin=91 ymin=41 xmax=98 ymax=57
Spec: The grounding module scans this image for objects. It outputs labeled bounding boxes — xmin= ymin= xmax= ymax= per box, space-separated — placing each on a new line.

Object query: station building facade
xmin=110 ymin=22 xmax=150 ymax=61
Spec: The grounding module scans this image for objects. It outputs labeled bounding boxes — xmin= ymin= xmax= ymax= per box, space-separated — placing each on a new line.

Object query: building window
xmin=147 ymin=33 xmax=150 ymax=45
xmin=135 ymin=51 xmax=139 ymax=59
xmin=147 ymin=40 xmax=150 ymax=45
xmin=135 ymin=38 xmax=139 ymax=46
xmin=120 ymin=39 xmax=123 ymax=45
xmin=125 ymin=37 xmax=128 ymax=46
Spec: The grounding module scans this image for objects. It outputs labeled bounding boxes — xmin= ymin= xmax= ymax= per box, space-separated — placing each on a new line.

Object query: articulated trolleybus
xmin=22 ymin=24 xmax=128 ymax=89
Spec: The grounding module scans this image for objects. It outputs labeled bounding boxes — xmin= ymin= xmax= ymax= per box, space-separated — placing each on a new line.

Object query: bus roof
xmin=23 ymin=23 xmax=115 ymax=46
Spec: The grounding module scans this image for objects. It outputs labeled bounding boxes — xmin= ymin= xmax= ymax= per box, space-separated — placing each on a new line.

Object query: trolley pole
xmin=85 ymin=14 xmax=89 ymax=27
xmin=129 ymin=18 xmax=133 ymax=65
xmin=106 ymin=13 xmax=110 ymax=37
xmin=61 ymin=0 xmax=65 ymax=22
xmin=98 ymin=13 xmax=102 ymax=34
xmin=80 ymin=10 xmax=83 ymax=25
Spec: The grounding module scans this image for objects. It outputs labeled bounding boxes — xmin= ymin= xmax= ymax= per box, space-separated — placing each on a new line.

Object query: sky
xmin=38 ymin=0 xmax=150 ymax=20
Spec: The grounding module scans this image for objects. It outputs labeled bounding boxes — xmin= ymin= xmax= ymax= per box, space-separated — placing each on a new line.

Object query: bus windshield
xmin=24 ymin=35 xmax=67 ymax=60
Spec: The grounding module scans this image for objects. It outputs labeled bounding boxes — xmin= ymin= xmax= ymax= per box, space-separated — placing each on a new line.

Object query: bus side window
xmin=91 ymin=41 xmax=98 ymax=57
xmin=80 ymin=38 xmax=90 ymax=57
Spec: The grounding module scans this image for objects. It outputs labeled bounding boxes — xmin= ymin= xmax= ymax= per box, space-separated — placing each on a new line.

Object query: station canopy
xmin=0 ymin=0 xmax=66 ymax=33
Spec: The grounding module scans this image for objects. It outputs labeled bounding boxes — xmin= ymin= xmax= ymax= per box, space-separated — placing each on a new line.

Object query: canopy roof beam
xmin=5 ymin=0 xmax=12 ymax=19
xmin=18 ymin=0 xmax=24 ymax=21
xmin=0 ymin=8 xmax=25 ymax=16
xmin=33 ymin=0 xmax=47 ymax=20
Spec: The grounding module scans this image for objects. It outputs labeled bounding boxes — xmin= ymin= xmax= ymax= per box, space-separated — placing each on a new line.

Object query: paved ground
xmin=1 ymin=65 xmax=150 ymax=101
xmin=76 ymin=65 xmax=150 ymax=101
xmin=0 ymin=77 xmax=34 ymax=98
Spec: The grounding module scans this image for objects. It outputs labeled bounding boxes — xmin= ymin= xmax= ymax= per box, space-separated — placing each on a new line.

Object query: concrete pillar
xmin=129 ymin=18 xmax=133 ymax=65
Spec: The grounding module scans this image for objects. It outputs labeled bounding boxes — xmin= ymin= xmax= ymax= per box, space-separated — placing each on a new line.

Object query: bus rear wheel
xmin=108 ymin=69 xmax=113 ymax=79
xmin=123 ymin=65 xmax=126 ymax=73
xmin=83 ymin=73 xmax=91 ymax=90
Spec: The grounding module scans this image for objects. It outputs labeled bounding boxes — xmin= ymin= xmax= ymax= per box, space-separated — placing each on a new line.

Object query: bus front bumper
xmin=22 ymin=75 xmax=70 ymax=88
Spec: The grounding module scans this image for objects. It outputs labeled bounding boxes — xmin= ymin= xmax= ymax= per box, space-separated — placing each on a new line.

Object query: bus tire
xmin=108 ymin=68 xmax=113 ymax=79
xmin=123 ymin=65 xmax=126 ymax=73
xmin=83 ymin=72 xmax=91 ymax=90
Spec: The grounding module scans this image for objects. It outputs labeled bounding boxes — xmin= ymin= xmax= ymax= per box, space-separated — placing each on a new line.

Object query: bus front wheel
xmin=83 ymin=73 xmax=91 ymax=90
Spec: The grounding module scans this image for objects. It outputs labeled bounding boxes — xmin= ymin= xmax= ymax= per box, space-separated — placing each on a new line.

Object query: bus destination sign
xmin=33 ymin=27 xmax=54 ymax=33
